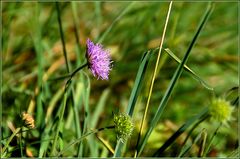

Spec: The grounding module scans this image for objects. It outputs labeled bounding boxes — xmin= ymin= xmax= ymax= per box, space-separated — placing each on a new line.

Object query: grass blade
xmin=164 ymin=48 xmax=214 ymax=91
xmin=56 ymin=2 xmax=70 ymax=72
xmin=97 ymin=2 xmax=134 ymax=43
xmin=179 ymin=128 xmax=207 ymax=157
xmin=88 ymin=88 xmax=110 ymax=157
xmin=203 ymin=122 xmax=222 ymax=156
xmin=95 ymin=1 xmax=102 ymax=40
xmin=135 ymin=2 xmax=173 ymax=157
xmin=228 ymin=147 xmax=240 ymax=158
xmin=50 ymin=90 xmax=69 ymax=156
xmin=127 ymin=51 xmax=153 ymax=116
xmin=96 ymin=135 xmax=115 ymax=155
xmin=19 ymin=128 xmax=23 ymax=157
xmin=57 ymin=126 xmax=114 ymax=156
xmin=38 ymin=123 xmax=52 ymax=157
xmin=71 ymin=1 xmax=84 ymax=65
xmin=56 ymin=2 xmax=83 ymax=156
xmin=31 ymin=2 xmax=44 ymax=129
xmin=198 ymin=129 xmax=207 ymax=157
xmin=81 ymin=72 xmax=93 ymax=156
xmin=153 ymin=107 xmax=209 ymax=156
xmin=2 ymin=127 xmax=21 ymax=156
xmin=113 ymin=50 xmax=153 ymax=157
xmin=181 ymin=113 xmax=209 ymax=151
xmin=137 ymin=3 xmax=214 ymax=156
xmin=91 ymin=89 xmax=110 ymax=129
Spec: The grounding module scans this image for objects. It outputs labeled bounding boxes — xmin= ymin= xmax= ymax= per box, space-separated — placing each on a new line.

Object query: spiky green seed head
xmin=209 ymin=98 xmax=234 ymax=125
xmin=113 ymin=113 xmax=134 ymax=143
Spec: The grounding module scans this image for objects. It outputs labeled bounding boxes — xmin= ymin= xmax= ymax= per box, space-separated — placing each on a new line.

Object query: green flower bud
xmin=209 ymin=98 xmax=234 ymax=125
xmin=114 ymin=113 xmax=134 ymax=143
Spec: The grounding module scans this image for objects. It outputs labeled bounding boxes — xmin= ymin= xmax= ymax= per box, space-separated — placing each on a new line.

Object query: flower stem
xmin=65 ymin=63 xmax=88 ymax=89
xmin=48 ymin=63 xmax=88 ymax=82
xmin=69 ymin=63 xmax=88 ymax=80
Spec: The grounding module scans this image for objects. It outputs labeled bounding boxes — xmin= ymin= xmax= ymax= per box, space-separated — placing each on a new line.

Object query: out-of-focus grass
xmin=2 ymin=2 xmax=238 ymax=157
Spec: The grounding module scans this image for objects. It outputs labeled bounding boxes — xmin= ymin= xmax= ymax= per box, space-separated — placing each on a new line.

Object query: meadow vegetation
xmin=1 ymin=1 xmax=238 ymax=157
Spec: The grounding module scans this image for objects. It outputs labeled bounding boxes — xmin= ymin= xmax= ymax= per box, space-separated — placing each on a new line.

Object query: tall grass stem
xmin=56 ymin=2 xmax=70 ymax=73
xmin=137 ymin=3 xmax=214 ymax=156
xmin=135 ymin=1 xmax=173 ymax=157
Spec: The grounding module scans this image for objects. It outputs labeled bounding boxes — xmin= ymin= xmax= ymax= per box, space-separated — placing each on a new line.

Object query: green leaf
xmin=91 ymin=89 xmax=110 ymax=129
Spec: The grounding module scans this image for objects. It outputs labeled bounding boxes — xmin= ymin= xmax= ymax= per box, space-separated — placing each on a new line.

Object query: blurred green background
xmin=2 ymin=2 xmax=238 ymax=157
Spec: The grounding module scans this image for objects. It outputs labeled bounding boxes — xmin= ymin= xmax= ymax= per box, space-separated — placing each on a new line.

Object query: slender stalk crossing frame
xmin=137 ymin=3 xmax=214 ymax=156
xmin=51 ymin=3 xmax=87 ymax=156
xmin=57 ymin=126 xmax=115 ymax=156
xmin=135 ymin=1 xmax=173 ymax=157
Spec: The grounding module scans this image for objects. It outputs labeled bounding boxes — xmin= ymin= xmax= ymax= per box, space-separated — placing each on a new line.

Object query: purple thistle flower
xmin=86 ymin=38 xmax=112 ymax=80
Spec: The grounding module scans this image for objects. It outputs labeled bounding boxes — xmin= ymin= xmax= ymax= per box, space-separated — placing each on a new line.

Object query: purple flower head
xmin=86 ymin=39 xmax=112 ymax=80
